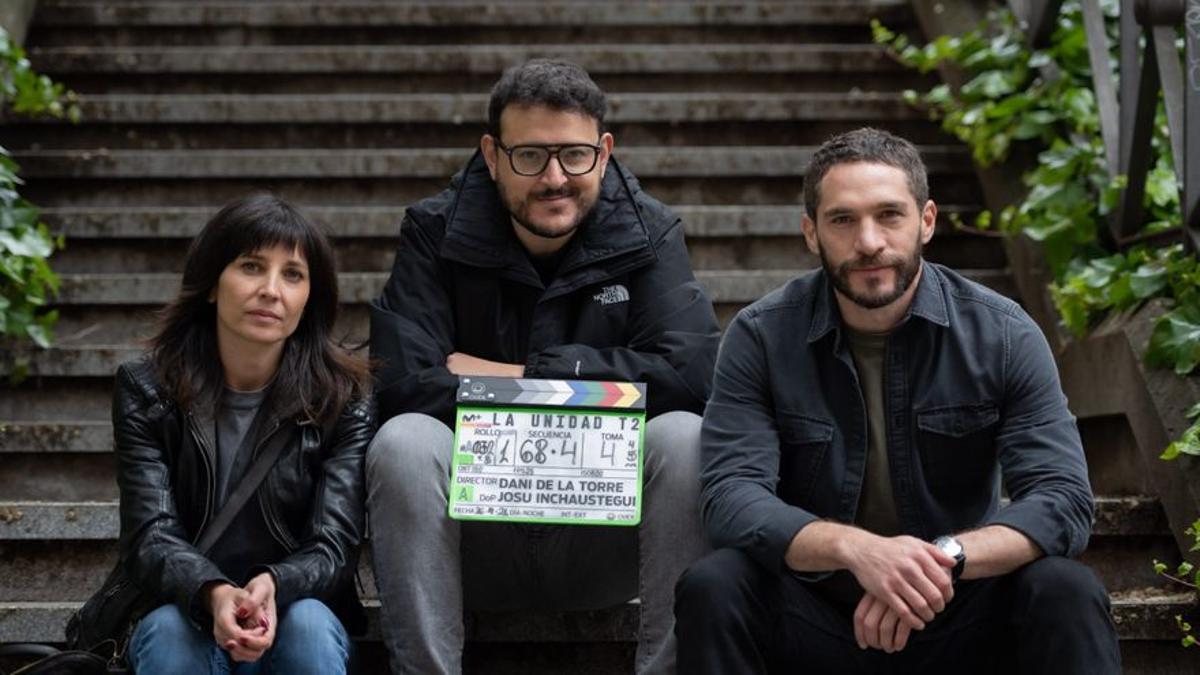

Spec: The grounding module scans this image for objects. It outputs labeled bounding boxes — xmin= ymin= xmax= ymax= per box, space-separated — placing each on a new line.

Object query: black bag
xmin=63 ymin=563 xmax=152 ymax=652
xmin=0 ymin=642 xmax=125 ymax=675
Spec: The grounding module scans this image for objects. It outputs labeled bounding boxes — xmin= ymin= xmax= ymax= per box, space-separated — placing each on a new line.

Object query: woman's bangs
xmin=228 ymin=207 xmax=313 ymax=262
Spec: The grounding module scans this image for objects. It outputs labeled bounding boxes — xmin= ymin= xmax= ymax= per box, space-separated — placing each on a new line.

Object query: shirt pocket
xmin=915 ymin=403 xmax=1000 ymax=505
xmin=776 ymin=412 xmax=835 ymax=506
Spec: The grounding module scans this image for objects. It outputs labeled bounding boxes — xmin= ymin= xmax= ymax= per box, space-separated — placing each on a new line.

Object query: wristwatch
xmin=932 ymin=535 xmax=966 ymax=582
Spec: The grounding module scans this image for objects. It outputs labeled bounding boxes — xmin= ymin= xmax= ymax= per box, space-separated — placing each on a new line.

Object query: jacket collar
xmin=806 ymin=260 xmax=951 ymax=344
xmin=438 ymin=150 xmax=656 ymax=290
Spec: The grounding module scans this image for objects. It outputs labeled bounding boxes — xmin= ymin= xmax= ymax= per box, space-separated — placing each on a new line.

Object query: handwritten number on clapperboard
xmin=519 ymin=439 xmax=550 ymax=465
xmin=499 ymin=438 xmax=509 ymax=464
xmin=467 ymin=440 xmax=496 ymax=464
xmin=560 ymin=439 xmax=578 ymax=465
xmin=601 ymin=440 xmax=615 ymax=465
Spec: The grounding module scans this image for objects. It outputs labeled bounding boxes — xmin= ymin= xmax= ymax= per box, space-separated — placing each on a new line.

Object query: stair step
xmin=35 ymin=1 xmax=908 ymax=29
xmin=0 ymin=496 xmax=1163 ymax=542
xmin=24 ymin=176 xmax=982 ymax=211
xmin=28 ymin=2 xmax=913 ymax=55
xmin=0 ymin=598 xmax=640 ymax=644
xmin=38 ymin=216 xmax=1003 ymax=276
xmin=1 ymin=588 xmax=1191 ymax=644
xmin=1079 ymin=535 xmax=1184 ymax=593
xmin=0 ymin=381 xmax=113 ymax=423
xmin=0 ymin=503 xmax=116 ymax=541
xmin=13 ymin=92 xmax=923 ymax=125
xmin=30 ymin=44 xmax=899 ymax=76
xmin=40 ymin=204 xmax=983 ymax=239
xmin=0 ymin=527 xmax=1175 ymax=602
xmin=1090 ymin=496 xmax=1171 ymax=537
xmin=0 ymin=422 xmax=110 ymax=454
xmin=15 ymin=146 xmax=970 ymax=180
xmin=1110 ymin=588 xmax=1200 ymax=641
xmin=41 ymin=269 xmax=1015 ymax=308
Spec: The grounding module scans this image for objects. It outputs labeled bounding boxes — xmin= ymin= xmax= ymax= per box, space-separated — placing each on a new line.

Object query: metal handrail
xmin=1011 ymin=0 xmax=1199 ymax=251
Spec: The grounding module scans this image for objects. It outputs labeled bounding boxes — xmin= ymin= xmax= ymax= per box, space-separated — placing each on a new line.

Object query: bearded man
xmin=367 ymin=59 xmax=719 ymax=674
xmin=674 ymin=128 xmax=1120 ymax=674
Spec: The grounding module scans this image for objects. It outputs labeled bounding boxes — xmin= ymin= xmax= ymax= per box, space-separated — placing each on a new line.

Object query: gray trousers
xmin=366 ymin=410 xmax=708 ymax=675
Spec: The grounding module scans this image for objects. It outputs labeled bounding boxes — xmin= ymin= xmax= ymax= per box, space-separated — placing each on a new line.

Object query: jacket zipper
xmin=186 ymin=412 xmax=216 ymax=542
xmin=255 ymin=420 xmax=299 ymax=553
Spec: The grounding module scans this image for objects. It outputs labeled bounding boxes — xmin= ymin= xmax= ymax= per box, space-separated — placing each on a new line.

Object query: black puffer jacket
xmin=107 ymin=356 xmax=374 ymax=632
xmin=370 ymin=151 xmax=720 ymax=425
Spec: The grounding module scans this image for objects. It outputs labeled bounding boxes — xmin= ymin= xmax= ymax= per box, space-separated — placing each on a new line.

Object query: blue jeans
xmin=127 ymin=598 xmax=351 ymax=675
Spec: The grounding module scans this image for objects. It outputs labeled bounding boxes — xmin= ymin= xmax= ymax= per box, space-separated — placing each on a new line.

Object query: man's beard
xmin=499 ymin=181 xmax=596 ymax=240
xmin=820 ymin=240 xmax=923 ymax=310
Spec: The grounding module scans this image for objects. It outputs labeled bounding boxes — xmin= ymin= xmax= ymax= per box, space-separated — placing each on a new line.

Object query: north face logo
xmin=593 ymin=284 xmax=630 ymax=306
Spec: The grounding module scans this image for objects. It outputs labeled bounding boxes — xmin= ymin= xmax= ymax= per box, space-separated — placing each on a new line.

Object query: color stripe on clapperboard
xmin=511 ymin=380 xmax=643 ymax=408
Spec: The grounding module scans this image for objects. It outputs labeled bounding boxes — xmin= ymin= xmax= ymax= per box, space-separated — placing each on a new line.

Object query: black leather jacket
xmin=109 ymin=356 xmax=374 ymax=632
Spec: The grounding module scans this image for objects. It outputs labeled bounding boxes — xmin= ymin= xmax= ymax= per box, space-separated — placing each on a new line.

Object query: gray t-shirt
xmin=215 ymin=386 xmax=267 ymax=508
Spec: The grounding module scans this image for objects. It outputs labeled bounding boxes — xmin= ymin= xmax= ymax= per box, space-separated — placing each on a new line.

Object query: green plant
xmin=1155 ymin=518 xmax=1200 ymax=646
xmin=874 ymin=0 xmax=1200 ymax=471
xmin=871 ymin=2 xmax=1127 ymax=277
xmin=1163 ymin=404 xmax=1200 ymax=461
xmin=0 ymin=26 xmax=78 ymax=375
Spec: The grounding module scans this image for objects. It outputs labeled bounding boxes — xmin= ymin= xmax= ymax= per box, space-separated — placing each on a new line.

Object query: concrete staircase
xmin=0 ymin=1 xmax=1193 ymax=672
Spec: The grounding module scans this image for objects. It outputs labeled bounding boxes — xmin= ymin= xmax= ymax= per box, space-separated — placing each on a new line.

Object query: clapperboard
xmin=448 ymin=376 xmax=648 ymax=526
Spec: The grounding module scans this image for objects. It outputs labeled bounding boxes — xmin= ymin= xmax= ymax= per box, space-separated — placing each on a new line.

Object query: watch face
xmin=936 ymin=536 xmax=963 ymax=558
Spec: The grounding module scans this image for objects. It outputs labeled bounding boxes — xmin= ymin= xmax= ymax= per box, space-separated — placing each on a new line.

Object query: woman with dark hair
xmin=89 ymin=193 xmax=373 ymax=674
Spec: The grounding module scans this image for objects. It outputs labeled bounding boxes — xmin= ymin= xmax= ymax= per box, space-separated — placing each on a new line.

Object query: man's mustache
xmin=533 ymin=187 xmax=578 ymax=199
xmin=841 ymin=254 xmax=904 ymax=271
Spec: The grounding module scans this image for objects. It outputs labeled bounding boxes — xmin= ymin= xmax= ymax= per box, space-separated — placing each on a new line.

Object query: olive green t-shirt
xmin=813 ymin=328 xmax=903 ymax=611
xmin=846 ymin=328 xmax=901 ymax=538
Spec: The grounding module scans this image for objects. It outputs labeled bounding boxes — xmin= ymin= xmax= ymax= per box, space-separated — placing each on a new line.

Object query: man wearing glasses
xmin=367 ymin=60 xmax=720 ymax=674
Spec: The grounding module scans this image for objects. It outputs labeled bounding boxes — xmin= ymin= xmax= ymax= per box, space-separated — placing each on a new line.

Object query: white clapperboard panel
xmin=448 ymin=376 xmax=647 ymax=526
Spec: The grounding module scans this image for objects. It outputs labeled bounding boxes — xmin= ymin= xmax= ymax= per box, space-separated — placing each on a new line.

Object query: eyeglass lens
xmin=508 ymin=145 xmax=598 ymax=176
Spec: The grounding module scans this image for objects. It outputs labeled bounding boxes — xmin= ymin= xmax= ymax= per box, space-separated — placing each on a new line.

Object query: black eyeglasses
xmin=496 ymin=141 xmax=602 ymax=177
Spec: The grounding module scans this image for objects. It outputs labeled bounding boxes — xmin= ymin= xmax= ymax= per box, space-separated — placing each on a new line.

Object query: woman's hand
xmin=238 ymin=573 xmax=279 ymax=653
xmin=206 ymin=575 xmax=277 ymax=662
xmin=208 ymin=582 xmax=260 ymax=661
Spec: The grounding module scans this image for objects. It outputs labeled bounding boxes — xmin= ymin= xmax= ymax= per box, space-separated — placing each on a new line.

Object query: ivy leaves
xmin=872 ymin=4 xmax=1124 ymax=279
xmin=0 ymin=151 xmax=59 ymax=351
xmin=0 ymin=27 xmax=77 ymax=371
xmin=1051 ymin=245 xmax=1189 ymax=333
xmin=873 ymin=13 xmax=1048 ymax=168
xmin=1051 ymin=243 xmax=1200 ymax=416
xmin=1162 ymin=404 xmax=1200 ymax=460
xmin=1000 ymin=138 xmax=1119 ymax=277
xmin=1150 ymin=309 xmax=1200 ymax=376
xmin=1152 ymin=521 xmax=1200 ymax=647
xmin=0 ymin=29 xmax=78 ymax=122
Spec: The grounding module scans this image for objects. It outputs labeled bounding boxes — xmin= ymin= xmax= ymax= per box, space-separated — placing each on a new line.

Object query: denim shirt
xmin=699 ymin=262 xmax=1094 ymax=573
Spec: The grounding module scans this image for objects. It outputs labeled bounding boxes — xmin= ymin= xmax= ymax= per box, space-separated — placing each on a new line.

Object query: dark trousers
xmin=674 ymin=548 xmax=1121 ymax=674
